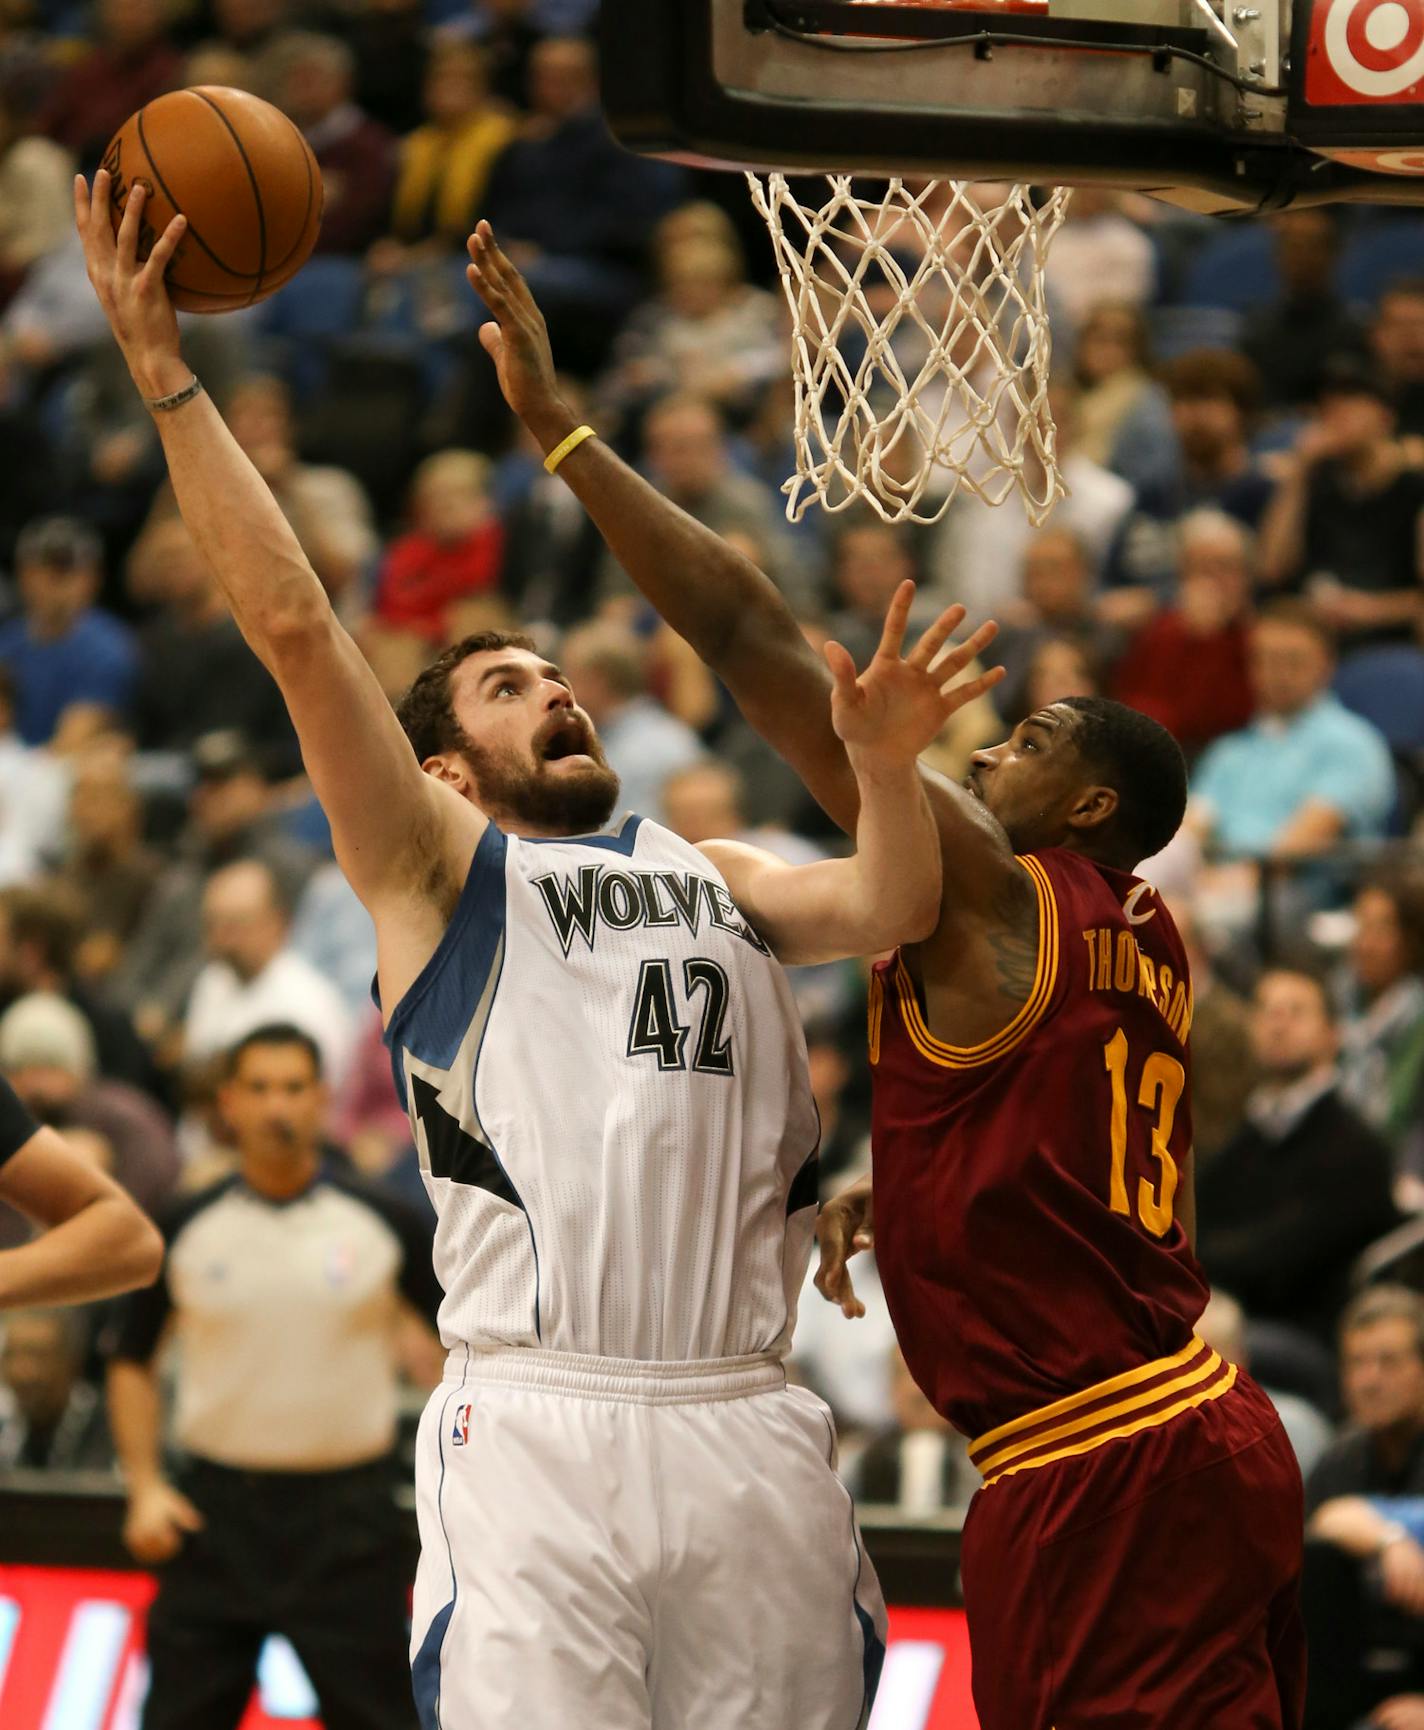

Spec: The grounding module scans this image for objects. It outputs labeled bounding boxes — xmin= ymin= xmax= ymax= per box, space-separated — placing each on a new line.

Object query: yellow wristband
xmin=544 ymin=423 xmax=597 ymax=475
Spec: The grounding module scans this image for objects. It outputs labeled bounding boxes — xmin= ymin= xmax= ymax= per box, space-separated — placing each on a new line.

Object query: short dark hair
xmin=1058 ymin=697 xmax=1188 ymax=864
xmin=1361 ymin=864 xmax=1424 ymax=974
xmin=1254 ymin=597 xmax=1336 ymax=658
xmin=394 ymin=630 xmax=537 ymax=763
xmin=0 ymin=885 xmax=84 ymax=975
xmin=225 ymin=1022 xmax=323 ymax=1080
xmin=1160 ymin=347 xmax=1262 ymax=420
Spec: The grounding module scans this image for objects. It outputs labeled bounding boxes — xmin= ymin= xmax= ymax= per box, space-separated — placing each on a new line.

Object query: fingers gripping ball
xmin=101 ymin=87 xmax=322 ymax=313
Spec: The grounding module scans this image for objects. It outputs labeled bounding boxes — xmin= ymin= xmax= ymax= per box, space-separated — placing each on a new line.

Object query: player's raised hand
xmin=465 ymin=221 xmax=569 ymax=432
xmin=826 ymin=582 xmax=1004 ymax=764
xmin=74 ymin=173 xmax=188 ymax=396
xmin=814 ymin=1172 xmax=875 ymax=1320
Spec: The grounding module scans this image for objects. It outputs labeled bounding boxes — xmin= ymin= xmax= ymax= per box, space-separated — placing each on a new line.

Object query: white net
xmin=747 ymin=174 xmax=1072 ymax=527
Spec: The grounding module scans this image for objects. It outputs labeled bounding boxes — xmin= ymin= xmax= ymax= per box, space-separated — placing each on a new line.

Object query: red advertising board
xmin=1303 ymin=0 xmax=1424 ymax=108
xmin=0 ymin=1566 xmax=981 ymax=1729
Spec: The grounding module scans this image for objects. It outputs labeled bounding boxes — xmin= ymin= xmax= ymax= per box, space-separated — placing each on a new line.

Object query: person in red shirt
xmin=466 ymin=225 xmax=1306 ymax=1730
xmin=372 ymin=449 xmax=504 ymax=642
xmin=1111 ymin=506 xmax=1255 ymax=758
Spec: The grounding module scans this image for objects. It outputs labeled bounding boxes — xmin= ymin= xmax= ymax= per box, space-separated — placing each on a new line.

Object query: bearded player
xmin=466 ymin=221 xmax=1305 ymax=1730
xmin=72 ymin=171 xmax=1030 ymax=1729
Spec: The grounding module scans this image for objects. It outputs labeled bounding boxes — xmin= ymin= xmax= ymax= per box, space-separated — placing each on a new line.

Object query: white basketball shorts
xmin=410 ymin=1346 xmax=886 ymax=1729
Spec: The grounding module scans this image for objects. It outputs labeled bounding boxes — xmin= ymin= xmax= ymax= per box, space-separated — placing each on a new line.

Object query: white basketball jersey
xmin=383 ymin=815 xmax=821 ymax=1362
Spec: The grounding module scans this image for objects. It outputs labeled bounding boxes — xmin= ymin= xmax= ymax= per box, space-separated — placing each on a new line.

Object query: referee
xmin=106 ymin=1022 xmax=441 ymax=1730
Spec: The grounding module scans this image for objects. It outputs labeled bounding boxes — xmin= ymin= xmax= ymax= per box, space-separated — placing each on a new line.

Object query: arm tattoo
xmin=987 ymin=874 xmax=1039 ymax=1002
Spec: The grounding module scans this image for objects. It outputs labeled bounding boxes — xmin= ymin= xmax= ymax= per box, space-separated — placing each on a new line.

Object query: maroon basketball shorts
xmin=960 ymin=1357 xmax=1305 ymax=1730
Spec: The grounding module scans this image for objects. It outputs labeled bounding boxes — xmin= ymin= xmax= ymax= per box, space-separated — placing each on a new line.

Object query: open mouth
xmin=540 ymin=718 xmax=590 ymax=763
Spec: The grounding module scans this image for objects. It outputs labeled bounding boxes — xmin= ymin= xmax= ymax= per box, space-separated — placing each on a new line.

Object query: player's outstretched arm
xmin=0 ymin=1108 xmax=163 ymax=1307
xmin=465 ymin=221 xmax=1003 ymax=837
xmin=75 ymin=173 xmax=481 ymax=918
xmin=701 ymin=585 xmax=978 ymax=963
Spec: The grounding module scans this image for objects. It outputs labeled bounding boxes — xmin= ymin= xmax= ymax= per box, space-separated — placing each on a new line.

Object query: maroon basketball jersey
xmin=869 ymin=848 xmax=1210 ymax=1440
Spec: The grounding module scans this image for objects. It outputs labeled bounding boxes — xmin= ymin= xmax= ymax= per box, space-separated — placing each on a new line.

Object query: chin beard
xmin=467 ymin=738 xmax=622 ymax=833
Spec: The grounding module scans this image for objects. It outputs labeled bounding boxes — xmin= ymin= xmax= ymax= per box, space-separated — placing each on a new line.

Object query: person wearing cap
xmin=0 ymin=991 xmax=179 ymax=1246
xmin=113 ymin=729 xmax=317 ymax=1045
xmin=0 ymin=516 xmax=138 ymax=745
xmin=1258 ymin=354 xmax=1424 ymax=651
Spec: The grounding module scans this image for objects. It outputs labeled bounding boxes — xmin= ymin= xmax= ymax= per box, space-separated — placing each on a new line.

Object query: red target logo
xmin=1305 ymin=0 xmax=1424 ymax=104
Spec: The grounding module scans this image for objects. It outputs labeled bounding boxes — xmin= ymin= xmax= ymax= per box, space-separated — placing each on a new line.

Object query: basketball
xmin=100 ymin=87 xmax=322 ymax=314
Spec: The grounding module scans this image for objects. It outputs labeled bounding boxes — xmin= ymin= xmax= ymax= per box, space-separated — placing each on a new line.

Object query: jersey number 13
xmin=1103 ymin=1027 xmax=1185 ymax=1237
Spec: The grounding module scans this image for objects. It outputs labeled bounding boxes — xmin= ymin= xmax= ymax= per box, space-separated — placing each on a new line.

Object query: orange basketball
xmin=101 ymin=86 xmax=323 ymax=314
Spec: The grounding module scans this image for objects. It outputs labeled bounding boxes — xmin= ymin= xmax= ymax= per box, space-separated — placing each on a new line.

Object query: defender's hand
xmin=123 ymin=1478 xmax=204 ymax=1565
xmin=814 ymin=1173 xmax=875 ymax=1319
xmin=826 ymin=582 xmax=1003 ymax=764
xmin=74 ymin=172 xmax=189 ymax=398
xmin=466 ymin=221 xmax=572 ymax=439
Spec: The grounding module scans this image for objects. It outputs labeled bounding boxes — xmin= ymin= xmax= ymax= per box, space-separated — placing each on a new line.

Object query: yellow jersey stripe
xmin=979 ymin=1362 xmax=1238 ymax=1487
xmin=893 ymin=856 xmax=1059 ymax=1070
xmin=973 ymin=1348 xmax=1225 ymax=1477
xmin=970 ymin=1334 xmax=1205 ymax=1460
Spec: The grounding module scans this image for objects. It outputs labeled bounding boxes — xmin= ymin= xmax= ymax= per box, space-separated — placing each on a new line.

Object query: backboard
xmin=600 ymin=0 xmax=1424 ymax=213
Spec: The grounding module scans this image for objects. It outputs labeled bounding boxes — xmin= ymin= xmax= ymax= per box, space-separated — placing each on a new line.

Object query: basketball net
xmin=748 ymin=174 xmax=1071 ymax=527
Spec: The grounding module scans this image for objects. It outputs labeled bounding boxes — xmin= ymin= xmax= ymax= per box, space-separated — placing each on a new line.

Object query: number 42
xmin=628 ymin=957 xmax=735 ymax=1076
xmin=1103 ymin=1028 xmax=1184 ymax=1237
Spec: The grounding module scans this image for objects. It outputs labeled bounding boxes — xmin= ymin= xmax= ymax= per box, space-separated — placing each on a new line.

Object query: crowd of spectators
xmin=9 ymin=0 xmax=1424 ymax=1713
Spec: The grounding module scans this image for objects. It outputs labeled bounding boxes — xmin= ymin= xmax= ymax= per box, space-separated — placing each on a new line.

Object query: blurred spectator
xmin=1044 ymin=189 xmax=1155 ymax=338
xmin=0 ymin=1306 xmax=112 ymax=1470
xmin=209 ymin=0 xmax=289 ymax=57
xmin=1338 ymin=871 xmax=1424 ymax=1184
xmin=850 ymin=1346 xmax=978 ymax=1517
xmin=1374 ymin=278 xmax=1424 ymax=442
xmin=288 ymin=863 xmax=378 ymax=1022
xmin=935 ymin=377 xmax=1134 ymax=618
xmin=1187 ymin=602 xmax=1394 ymax=864
xmin=1195 ymin=967 xmax=1398 ymax=1345
xmin=0 ymin=990 xmax=179 ymax=1223
xmin=128 ymin=517 xmax=297 ymax=771
xmin=115 ymin=730 xmax=317 ymax=1041
xmin=1110 ymin=509 xmax=1255 ymax=759
xmin=622 ymin=393 xmax=805 ymax=609
xmin=0 ymin=885 xmax=157 ymax=1094
xmin=1198 ymin=1288 xmax=1333 ymax=1478
xmin=0 ymin=96 xmax=73 ymax=306
xmin=185 ymin=860 xmax=355 ymax=1087
xmin=146 ymin=376 xmax=378 ymax=622
xmin=1242 ymin=209 xmax=1365 ymax=410
xmin=992 ymin=527 xmax=1120 ymax=699
xmin=106 ymin=1024 xmax=439 ymax=1730
xmin=1071 ymin=300 xmax=1177 ymax=499
xmin=603 ymin=212 xmax=784 ymax=421
xmin=480 ymin=36 xmax=685 ymax=338
xmin=1161 ymin=348 xmax=1275 ymax=527
xmin=0 ymin=663 xmax=69 ymax=886
xmin=384 ymin=40 xmax=515 ymax=256
xmin=346 ymin=0 xmax=427 ymax=136
xmin=372 ymin=450 xmax=504 ymax=642
xmin=1303 ymin=1286 xmax=1424 ymax=1730
xmin=464 ymin=0 xmax=597 ymax=106
xmin=35 ymin=0 xmax=181 ymax=171
xmin=54 ymin=747 xmax=161 ymax=983
xmin=825 ymin=519 xmax=925 ymax=670
xmin=999 ymin=636 xmax=1100 ymax=729
xmin=271 ymin=33 xmax=395 ymax=258
xmin=1177 ymin=902 xmax=1257 ymax=1172
xmin=1259 ymin=355 xmax=1424 ymax=650
xmin=0 ymin=518 xmax=137 ymax=746
xmin=558 ymin=621 xmax=702 ymax=820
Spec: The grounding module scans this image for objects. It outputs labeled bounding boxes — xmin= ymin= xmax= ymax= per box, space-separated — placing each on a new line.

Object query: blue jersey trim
xmin=382 ymin=823 xmax=509 ymax=1108
xmin=519 ymin=813 xmax=644 ymax=855
xmin=411 ymin=1380 xmax=465 ymax=1730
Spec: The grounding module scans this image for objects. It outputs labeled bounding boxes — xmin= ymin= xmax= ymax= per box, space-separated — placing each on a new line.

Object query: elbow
xmin=120 ymin=1212 xmax=164 ymax=1292
xmin=875 ymin=885 xmax=941 ymax=952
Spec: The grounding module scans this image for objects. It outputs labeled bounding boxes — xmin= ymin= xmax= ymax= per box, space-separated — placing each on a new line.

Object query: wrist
xmin=527 ymin=398 xmax=580 ymax=455
xmin=846 ymin=744 xmax=923 ymax=783
xmin=130 ymin=352 xmax=191 ymax=401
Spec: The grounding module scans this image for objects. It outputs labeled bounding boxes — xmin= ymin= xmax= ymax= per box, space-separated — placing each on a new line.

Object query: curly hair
xmin=393 ymin=630 xmax=537 ymax=763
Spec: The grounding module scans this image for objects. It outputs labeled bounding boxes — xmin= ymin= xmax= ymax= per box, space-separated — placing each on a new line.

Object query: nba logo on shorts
xmin=450 ymin=1403 xmax=473 ymax=1447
